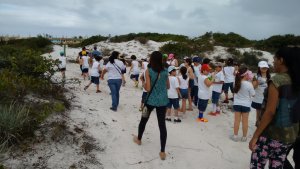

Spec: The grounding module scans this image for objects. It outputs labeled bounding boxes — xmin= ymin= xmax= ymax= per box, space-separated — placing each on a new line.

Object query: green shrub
xmin=135 ymin=37 xmax=149 ymax=44
xmin=0 ymin=103 xmax=31 ymax=152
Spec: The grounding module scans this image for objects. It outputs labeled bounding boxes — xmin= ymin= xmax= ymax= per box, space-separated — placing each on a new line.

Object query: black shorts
xmin=91 ymin=76 xmax=100 ymax=85
xmin=251 ymin=102 xmax=262 ymax=110
xmin=59 ymin=68 xmax=66 ymax=71
xmin=130 ymin=74 xmax=139 ymax=81
xmin=82 ymin=68 xmax=89 ymax=73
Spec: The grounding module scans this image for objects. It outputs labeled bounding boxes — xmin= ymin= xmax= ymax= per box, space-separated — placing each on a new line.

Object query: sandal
xmin=96 ymin=90 xmax=101 ymax=93
xmin=84 ymin=86 xmax=88 ymax=90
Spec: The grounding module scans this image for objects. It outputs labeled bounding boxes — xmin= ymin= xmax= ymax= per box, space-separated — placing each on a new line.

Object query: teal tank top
xmin=147 ymin=68 xmax=169 ymax=107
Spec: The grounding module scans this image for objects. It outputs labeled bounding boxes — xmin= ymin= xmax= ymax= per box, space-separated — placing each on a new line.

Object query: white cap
xmin=258 ymin=61 xmax=269 ymax=68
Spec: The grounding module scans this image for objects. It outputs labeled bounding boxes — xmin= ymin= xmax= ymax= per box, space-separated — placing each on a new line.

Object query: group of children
xmin=142 ymin=55 xmax=271 ymax=144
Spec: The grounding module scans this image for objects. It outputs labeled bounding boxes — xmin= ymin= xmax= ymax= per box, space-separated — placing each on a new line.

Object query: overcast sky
xmin=0 ymin=0 xmax=299 ymax=40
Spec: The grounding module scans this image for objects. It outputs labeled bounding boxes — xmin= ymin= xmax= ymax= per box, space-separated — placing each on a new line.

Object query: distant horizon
xmin=1 ymin=31 xmax=299 ymax=41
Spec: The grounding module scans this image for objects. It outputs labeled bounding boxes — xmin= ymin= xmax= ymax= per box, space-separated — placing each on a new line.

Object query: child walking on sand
xmin=166 ymin=66 xmax=182 ymax=123
xmin=197 ymin=64 xmax=214 ymax=122
xmin=84 ymin=56 xmax=102 ymax=93
xmin=209 ymin=62 xmax=224 ymax=116
xmin=81 ymin=53 xmax=89 ymax=80
xmin=231 ymin=66 xmax=255 ymax=142
xmin=251 ymin=61 xmax=270 ymax=126
xmin=178 ymin=66 xmax=189 ymax=117
xmin=129 ymin=55 xmax=140 ymax=87
xmin=58 ymin=51 xmax=66 ymax=80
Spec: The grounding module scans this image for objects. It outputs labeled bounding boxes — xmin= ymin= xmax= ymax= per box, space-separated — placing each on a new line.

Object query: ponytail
xmin=180 ymin=66 xmax=188 ymax=80
xmin=234 ymin=66 xmax=248 ymax=93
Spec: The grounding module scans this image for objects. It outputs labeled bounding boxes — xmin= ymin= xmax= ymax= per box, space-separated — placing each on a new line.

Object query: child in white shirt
xmin=166 ymin=66 xmax=181 ymax=123
xmin=209 ymin=62 xmax=224 ymax=116
xmin=178 ymin=67 xmax=189 ymax=116
xmin=84 ymin=56 xmax=102 ymax=93
xmin=232 ymin=66 xmax=255 ymax=142
xmin=197 ymin=64 xmax=214 ymax=122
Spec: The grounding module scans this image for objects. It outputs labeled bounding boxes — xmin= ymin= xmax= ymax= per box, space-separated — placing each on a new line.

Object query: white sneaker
xmin=231 ymin=135 xmax=239 ymax=142
xmin=241 ymin=136 xmax=247 ymax=142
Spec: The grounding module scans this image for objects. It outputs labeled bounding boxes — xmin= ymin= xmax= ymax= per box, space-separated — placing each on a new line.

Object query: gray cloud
xmin=0 ymin=0 xmax=299 ymax=39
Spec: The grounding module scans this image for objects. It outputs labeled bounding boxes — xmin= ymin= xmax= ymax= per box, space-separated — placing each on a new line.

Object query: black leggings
xmin=138 ymin=105 xmax=167 ymax=152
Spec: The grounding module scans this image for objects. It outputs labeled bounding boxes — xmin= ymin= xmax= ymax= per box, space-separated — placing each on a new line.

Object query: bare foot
xmin=159 ymin=152 xmax=166 ymax=160
xmin=133 ymin=135 xmax=141 ymax=145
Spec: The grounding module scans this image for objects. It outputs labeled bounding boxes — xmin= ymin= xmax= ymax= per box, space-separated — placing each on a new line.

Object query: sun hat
xmin=258 ymin=61 xmax=269 ymax=68
xmin=168 ymin=66 xmax=176 ymax=73
xmin=201 ymin=64 xmax=211 ymax=72
xmin=168 ymin=53 xmax=174 ymax=60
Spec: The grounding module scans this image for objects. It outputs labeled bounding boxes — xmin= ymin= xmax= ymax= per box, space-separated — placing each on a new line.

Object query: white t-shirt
xmin=212 ymin=71 xmax=225 ymax=93
xmin=167 ymin=59 xmax=177 ymax=66
xmin=82 ymin=56 xmax=89 ymax=69
xmin=252 ymin=76 xmax=268 ymax=104
xmin=90 ymin=61 xmax=100 ymax=77
xmin=233 ymin=81 xmax=255 ymax=107
xmin=178 ymin=75 xmax=189 ymax=89
xmin=142 ymin=61 xmax=148 ymax=72
xmin=168 ymin=76 xmax=179 ymax=99
xmin=198 ymin=74 xmax=210 ymax=100
xmin=99 ymin=60 xmax=104 ymax=70
xmin=131 ymin=60 xmax=140 ymax=75
xmin=58 ymin=56 xmax=66 ymax=68
xmin=105 ymin=59 xmax=126 ymax=80
xmin=193 ymin=65 xmax=201 ymax=86
xmin=142 ymin=70 xmax=147 ymax=92
xmin=223 ymin=66 xmax=235 ymax=83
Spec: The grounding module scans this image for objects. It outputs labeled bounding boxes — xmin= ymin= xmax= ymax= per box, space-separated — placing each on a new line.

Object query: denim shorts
xmin=167 ymin=98 xmax=180 ymax=109
xmin=180 ymin=89 xmax=188 ymax=99
xmin=211 ymin=91 xmax=221 ymax=104
xmin=130 ymin=74 xmax=139 ymax=81
xmin=223 ymin=82 xmax=234 ymax=94
xmin=233 ymin=105 xmax=251 ymax=113
xmin=197 ymin=99 xmax=209 ymax=111
xmin=91 ymin=76 xmax=100 ymax=84
xmin=251 ymin=102 xmax=262 ymax=110
xmin=141 ymin=92 xmax=148 ymax=103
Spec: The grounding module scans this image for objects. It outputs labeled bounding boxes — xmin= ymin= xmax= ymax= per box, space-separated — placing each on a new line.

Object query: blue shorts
xmin=130 ymin=74 xmax=139 ymax=81
xmin=91 ymin=76 xmax=99 ymax=85
xmin=188 ymin=79 xmax=194 ymax=89
xmin=233 ymin=105 xmax=251 ymax=113
xmin=180 ymin=89 xmax=188 ymax=99
xmin=251 ymin=102 xmax=262 ymax=110
xmin=197 ymin=99 xmax=209 ymax=112
xmin=167 ymin=98 xmax=180 ymax=109
xmin=141 ymin=92 xmax=148 ymax=103
xmin=211 ymin=91 xmax=221 ymax=104
xmin=223 ymin=82 xmax=234 ymax=94
xmin=82 ymin=68 xmax=89 ymax=73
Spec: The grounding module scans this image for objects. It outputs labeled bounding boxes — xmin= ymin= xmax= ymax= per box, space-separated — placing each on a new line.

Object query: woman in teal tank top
xmin=249 ymin=47 xmax=300 ymax=169
xmin=133 ymin=51 xmax=170 ymax=160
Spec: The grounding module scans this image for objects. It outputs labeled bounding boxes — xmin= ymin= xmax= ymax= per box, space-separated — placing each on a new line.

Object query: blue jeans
xmin=108 ymin=79 xmax=122 ymax=110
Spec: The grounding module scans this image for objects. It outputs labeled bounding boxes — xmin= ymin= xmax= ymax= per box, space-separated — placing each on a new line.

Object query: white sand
xmin=2 ymin=44 xmax=282 ymax=169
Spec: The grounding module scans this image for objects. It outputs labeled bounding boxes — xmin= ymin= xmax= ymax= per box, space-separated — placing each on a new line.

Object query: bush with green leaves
xmin=0 ymin=37 xmax=69 ymax=152
xmin=0 ymin=103 xmax=31 ymax=152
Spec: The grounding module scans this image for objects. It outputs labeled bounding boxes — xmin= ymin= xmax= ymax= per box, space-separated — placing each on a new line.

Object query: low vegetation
xmin=0 ymin=37 xmax=69 ymax=153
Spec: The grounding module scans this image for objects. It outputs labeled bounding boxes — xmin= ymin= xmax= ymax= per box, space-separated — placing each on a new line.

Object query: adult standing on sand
xmin=249 ymin=47 xmax=300 ymax=169
xmin=100 ymin=51 xmax=125 ymax=112
xmin=133 ymin=51 xmax=170 ymax=160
